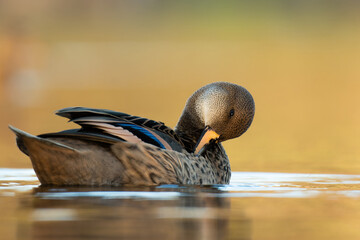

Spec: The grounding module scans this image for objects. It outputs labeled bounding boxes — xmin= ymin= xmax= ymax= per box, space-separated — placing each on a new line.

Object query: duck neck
xmin=175 ymin=108 xmax=231 ymax=184
xmin=175 ymin=110 xmax=204 ymax=153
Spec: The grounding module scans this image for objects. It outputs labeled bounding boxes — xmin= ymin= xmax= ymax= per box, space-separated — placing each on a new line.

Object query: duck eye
xmin=229 ymin=109 xmax=235 ymax=117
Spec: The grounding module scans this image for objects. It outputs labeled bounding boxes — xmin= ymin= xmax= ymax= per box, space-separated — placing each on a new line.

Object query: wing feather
xmin=56 ymin=107 xmax=185 ymax=147
xmin=82 ymin=122 xmax=142 ymax=143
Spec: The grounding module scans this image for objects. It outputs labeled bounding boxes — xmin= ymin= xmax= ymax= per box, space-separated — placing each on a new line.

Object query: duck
xmin=10 ymin=82 xmax=255 ymax=186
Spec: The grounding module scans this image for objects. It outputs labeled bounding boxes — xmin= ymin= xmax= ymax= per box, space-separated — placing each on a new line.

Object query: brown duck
xmin=10 ymin=82 xmax=255 ymax=186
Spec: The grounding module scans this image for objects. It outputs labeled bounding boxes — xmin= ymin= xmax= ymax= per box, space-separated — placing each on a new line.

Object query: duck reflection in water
xmin=17 ymin=186 xmax=251 ymax=240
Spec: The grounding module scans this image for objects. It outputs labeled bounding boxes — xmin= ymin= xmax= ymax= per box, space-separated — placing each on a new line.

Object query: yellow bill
xmin=194 ymin=126 xmax=220 ymax=155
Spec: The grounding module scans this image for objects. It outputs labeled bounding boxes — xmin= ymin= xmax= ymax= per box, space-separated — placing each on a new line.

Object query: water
xmin=1 ymin=169 xmax=360 ymax=240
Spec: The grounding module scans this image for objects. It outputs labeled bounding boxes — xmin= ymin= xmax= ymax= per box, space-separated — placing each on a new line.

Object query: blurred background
xmin=0 ymin=0 xmax=359 ymax=173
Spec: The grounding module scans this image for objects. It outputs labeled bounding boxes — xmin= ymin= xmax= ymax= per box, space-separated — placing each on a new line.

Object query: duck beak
xmin=194 ymin=126 xmax=220 ymax=156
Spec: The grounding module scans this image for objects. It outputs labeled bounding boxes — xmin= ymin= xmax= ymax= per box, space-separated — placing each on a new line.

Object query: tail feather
xmin=9 ymin=125 xmax=77 ymax=154
xmin=9 ymin=125 xmax=81 ymax=185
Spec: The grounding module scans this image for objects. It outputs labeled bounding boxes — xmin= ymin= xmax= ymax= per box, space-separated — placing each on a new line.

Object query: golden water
xmin=0 ymin=1 xmax=359 ymax=173
xmin=1 ymin=169 xmax=360 ymax=240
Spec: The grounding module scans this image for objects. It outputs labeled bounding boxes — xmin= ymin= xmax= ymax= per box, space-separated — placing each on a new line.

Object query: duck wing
xmin=48 ymin=107 xmax=185 ymax=152
xmin=9 ymin=126 xmax=182 ymax=185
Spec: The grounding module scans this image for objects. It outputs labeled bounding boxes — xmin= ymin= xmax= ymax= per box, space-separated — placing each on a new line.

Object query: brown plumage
xmin=10 ymin=82 xmax=255 ymax=186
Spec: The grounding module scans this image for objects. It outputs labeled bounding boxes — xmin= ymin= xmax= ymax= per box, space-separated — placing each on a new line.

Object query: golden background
xmin=1 ymin=1 xmax=359 ymax=173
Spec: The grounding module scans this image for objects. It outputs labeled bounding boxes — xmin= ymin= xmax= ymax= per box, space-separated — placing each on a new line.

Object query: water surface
xmin=1 ymin=168 xmax=360 ymax=240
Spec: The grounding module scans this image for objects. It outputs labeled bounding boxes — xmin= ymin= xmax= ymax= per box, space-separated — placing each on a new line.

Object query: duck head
xmin=175 ymin=82 xmax=255 ymax=155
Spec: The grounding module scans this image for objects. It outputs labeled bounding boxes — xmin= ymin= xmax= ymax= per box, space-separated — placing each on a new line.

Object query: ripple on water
xmin=1 ymin=168 xmax=360 ymax=199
